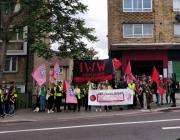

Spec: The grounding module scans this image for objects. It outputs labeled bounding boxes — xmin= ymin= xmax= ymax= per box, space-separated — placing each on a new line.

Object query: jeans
xmin=9 ymin=104 xmax=15 ymax=115
xmin=40 ymin=96 xmax=46 ymax=111
xmin=155 ymin=93 xmax=160 ymax=105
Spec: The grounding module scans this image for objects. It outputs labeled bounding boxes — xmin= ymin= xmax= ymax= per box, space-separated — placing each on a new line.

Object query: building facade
xmin=108 ymin=0 xmax=180 ymax=81
xmin=0 ymin=26 xmax=28 ymax=93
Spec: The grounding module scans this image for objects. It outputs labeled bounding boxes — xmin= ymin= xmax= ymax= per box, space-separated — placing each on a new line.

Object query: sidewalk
xmin=1 ymin=93 xmax=180 ymax=123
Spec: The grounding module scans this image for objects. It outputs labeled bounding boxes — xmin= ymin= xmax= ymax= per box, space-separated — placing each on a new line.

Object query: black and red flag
xmin=73 ymin=59 xmax=114 ymax=83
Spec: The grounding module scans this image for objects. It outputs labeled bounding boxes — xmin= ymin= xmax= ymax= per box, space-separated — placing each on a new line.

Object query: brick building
xmin=108 ymin=0 xmax=180 ymax=81
xmin=0 ymin=26 xmax=28 ymax=93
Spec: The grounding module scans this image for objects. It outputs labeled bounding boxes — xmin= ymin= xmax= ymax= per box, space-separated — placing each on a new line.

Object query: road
xmin=0 ymin=110 xmax=180 ymax=140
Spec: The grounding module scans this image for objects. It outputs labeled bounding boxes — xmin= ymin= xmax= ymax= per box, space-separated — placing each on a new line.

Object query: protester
xmin=95 ymin=83 xmax=102 ymax=112
xmin=7 ymin=83 xmax=18 ymax=116
xmin=170 ymin=79 xmax=176 ymax=107
xmin=128 ymin=80 xmax=136 ymax=109
xmin=74 ymin=85 xmax=82 ymax=112
xmin=143 ymin=79 xmax=152 ymax=109
xmin=165 ymin=79 xmax=171 ymax=104
xmin=55 ymin=81 xmax=63 ymax=112
xmin=47 ymin=83 xmax=55 ymax=114
xmin=0 ymin=85 xmax=5 ymax=118
xmin=39 ymin=85 xmax=47 ymax=112
xmin=33 ymin=83 xmax=40 ymax=112
xmin=151 ymin=81 xmax=159 ymax=106
xmin=136 ymin=80 xmax=144 ymax=109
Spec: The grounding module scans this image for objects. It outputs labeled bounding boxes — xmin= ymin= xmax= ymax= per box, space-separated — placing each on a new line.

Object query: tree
xmin=0 ymin=0 xmax=97 ymax=79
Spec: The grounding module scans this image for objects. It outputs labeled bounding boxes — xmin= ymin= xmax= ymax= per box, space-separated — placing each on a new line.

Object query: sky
xmin=52 ymin=0 xmax=108 ymax=59
xmin=82 ymin=0 xmax=108 ymax=59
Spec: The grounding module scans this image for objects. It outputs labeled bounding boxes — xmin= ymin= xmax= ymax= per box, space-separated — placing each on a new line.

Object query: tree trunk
xmin=0 ymin=40 xmax=7 ymax=81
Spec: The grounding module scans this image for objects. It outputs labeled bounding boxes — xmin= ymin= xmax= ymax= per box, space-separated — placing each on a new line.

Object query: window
xmin=123 ymin=24 xmax=153 ymax=38
xmin=173 ymin=0 xmax=180 ymax=11
xmin=174 ymin=24 xmax=180 ymax=36
xmin=9 ymin=28 xmax=23 ymax=40
xmin=4 ymin=56 xmax=18 ymax=72
xmin=123 ymin=0 xmax=152 ymax=12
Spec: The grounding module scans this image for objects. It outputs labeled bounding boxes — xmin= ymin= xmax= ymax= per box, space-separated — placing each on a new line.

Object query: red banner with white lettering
xmin=73 ymin=59 xmax=113 ymax=83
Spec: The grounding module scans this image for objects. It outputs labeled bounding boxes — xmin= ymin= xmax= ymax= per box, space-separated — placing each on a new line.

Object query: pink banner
xmin=32 ymin=64 xmax=46 ymax=86
xmin=54 ymin=62 xmax=60 ymax=80
xmin=66 ymin=82 xmax=77 ymax=104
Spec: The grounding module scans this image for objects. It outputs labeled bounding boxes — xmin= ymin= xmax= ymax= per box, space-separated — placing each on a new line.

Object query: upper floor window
xmin=9 ymin=28 xmax=23 ymax=40
xmin=123 ymin=24 xmax=153 ymax=38
xmin=173 ymin=0 xmax=180 ymax=11
xmin=4 ymin=56 xmax=18 ymax=72
xmin=123 ymin=0 xmax=152 ymax=12
xmin=174 ymin=24 xmax=180 ymax=36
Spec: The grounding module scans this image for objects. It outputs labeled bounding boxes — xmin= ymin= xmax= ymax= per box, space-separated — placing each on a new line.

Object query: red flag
xmin=157 ymin=86 xmax=165 ymax=96
xmin=152 ymin=66 xmax=160 ymax=87
xmin=112 ymin=58 xmax=122 ymax=70
xmin=63 ymin=80 xmax=68 ymax=94
xmin=125 ymin=61 xmax=136 ymax=81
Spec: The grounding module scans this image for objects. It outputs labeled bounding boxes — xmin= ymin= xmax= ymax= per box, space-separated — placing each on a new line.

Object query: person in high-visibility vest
xmin=55 ymin=81 xmax=63 ymax=112
xmin=74 ymin=85 xmax=82 ymax=112
xmin=103 ymin=81 xmax=113 ymax=112
xmin=8 ymin=82 xmax=18 ymax=116
xmin=0 ymin=85 xmax=5 ymax=118
xmin=128 ymin=80 xmax=136 ymax=109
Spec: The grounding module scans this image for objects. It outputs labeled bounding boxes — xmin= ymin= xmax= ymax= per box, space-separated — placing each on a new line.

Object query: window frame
xmin=9 ymin=26 xmax=24 ymax=41
xmin=123 ymin=0 xmax=152 ymax=12
xmin=123 ymin=24 xmax=153 ymax=38
xmin=174 ymin=24 xmax=180 ymax=37
xmin=173 ymin=0 xmax=180 ymax=11
xmin=4 ymin=56 xmax=18 ymax=73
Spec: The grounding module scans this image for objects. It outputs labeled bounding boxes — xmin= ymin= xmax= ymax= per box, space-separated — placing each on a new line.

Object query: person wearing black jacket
xmin=170 ymin=79 xmax=176 ymax=107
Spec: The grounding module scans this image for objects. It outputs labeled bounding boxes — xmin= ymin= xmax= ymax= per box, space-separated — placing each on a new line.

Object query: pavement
xmin=1 ymin=93 xmax=180 ymax=123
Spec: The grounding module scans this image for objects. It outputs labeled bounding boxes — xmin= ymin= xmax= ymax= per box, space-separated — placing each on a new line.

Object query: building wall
xmin=33 ymin=55 xmax=73 ymax=86
xmin=3 ymin=56 xmax=26 ymax=84
xmin=108 ymin=0 xmax=180 ymax=46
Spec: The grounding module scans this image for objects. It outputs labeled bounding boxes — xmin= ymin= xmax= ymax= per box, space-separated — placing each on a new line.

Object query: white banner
xmin=88 ymin=89 xmax=133 ymax=106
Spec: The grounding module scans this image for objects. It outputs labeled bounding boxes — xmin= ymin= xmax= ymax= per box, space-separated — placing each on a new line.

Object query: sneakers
xmin=48 ymin=109 xmax=54 ymax=114
xmin=50 ymin=110 xmax=54 ymax=113
xmin=33 ymin=107 xmax=39 ymax=112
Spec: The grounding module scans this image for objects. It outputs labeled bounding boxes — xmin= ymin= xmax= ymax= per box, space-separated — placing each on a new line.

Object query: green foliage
xmin=17 ymin=0 xmax=98 ymax=59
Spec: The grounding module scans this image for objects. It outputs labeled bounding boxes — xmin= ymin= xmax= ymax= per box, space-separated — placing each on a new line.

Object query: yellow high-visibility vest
xmin=0 ymin=89 xmax=3 ymax=102
xmin=128 ymin=83 xmax=135 ymax=95
xmin=75 ymin=88 xmax=81 ymax=99
xmin=55 ymin=85 xmax=63 ymax=97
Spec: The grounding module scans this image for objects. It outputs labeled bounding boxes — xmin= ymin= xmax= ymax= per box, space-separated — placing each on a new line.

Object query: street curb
xmin=153 ymin=106 xmax=180 ymax=112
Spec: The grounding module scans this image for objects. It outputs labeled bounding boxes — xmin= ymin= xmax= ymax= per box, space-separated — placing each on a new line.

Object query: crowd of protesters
xmin=0 ymin=75 xmax=178 ymax=117
xmin=31 ymin=74 xmax=178 ymax=114
xmin=0 ymin=82 xmax=18 ymax=118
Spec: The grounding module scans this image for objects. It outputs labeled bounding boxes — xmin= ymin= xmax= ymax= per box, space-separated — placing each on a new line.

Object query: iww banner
xmin=88 ymin=89 xmax=133 ymax=106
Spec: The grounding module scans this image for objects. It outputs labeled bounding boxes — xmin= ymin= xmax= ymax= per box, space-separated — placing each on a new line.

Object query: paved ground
xmin=0 ymin=93 xmax=180 ymax=123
